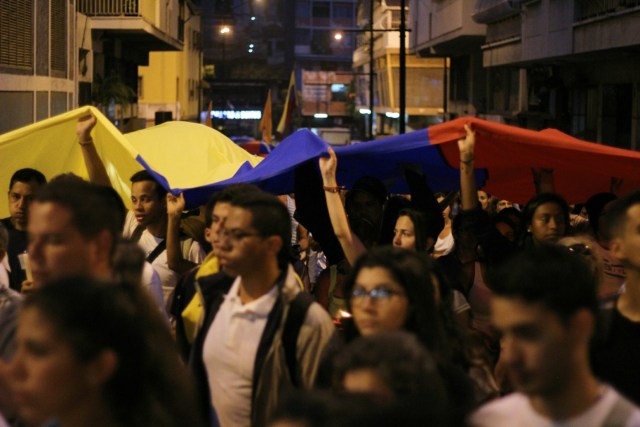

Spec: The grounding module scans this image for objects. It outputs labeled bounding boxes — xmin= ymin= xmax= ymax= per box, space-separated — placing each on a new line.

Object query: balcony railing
xmin=576 ymin=0 xmax=640 ymax=21
xmin=77 ymin=0 xmax=139 ymax=16
xmin=485 ymin=14 xmax=521 ymax=44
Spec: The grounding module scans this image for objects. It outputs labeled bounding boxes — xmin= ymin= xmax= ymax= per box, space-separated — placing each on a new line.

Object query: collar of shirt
xmin=225 ymin=277 xmax=279 ymax=321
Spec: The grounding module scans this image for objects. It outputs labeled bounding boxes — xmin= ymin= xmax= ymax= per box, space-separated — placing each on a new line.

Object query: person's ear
xmin=569 ymin=308 xmax=595 ymax=346
xmin=609 ymin=237 xmax=625 ymax=262
xmin=85 ymin=349 xmax=118 ymax=387
xmin=88 ymin=229 xmax=113 ymax=266
xmin=265 ymin=235 xmax=283 ymax=258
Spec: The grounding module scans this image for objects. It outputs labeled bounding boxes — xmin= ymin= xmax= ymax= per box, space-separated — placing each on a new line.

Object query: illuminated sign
xmin=209 ymin=110 xmax=262 ymax=120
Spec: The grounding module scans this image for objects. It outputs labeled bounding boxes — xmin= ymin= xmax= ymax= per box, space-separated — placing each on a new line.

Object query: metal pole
xmin=399 ymin=0 xmax=406 ymax=134
xmin=369 ymin=1 xmax=374 ymax=139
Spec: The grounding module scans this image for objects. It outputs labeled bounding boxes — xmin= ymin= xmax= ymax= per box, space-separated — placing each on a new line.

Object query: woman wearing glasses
xmin=316 ymin=246 xmax=476 ymax=425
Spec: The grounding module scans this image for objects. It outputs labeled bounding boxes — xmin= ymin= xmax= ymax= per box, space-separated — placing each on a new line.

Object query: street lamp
xmin=219 ymin=25 xmax=231 ymax=78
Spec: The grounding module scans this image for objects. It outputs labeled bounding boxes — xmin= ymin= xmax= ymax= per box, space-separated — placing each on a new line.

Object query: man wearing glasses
xmin=196 ymin=190 xmax=334 ymax=427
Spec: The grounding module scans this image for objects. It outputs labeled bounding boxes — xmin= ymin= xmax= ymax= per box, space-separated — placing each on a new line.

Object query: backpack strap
xmin=146 ymin=239 xmax=167 ymax=263
xmin=130 ymin=224 xmax=145 ymax=243
xmin=129 ymin=224 xmax=165 ymax=263
xmin=282 ymin=291 xmax=314 ymax=387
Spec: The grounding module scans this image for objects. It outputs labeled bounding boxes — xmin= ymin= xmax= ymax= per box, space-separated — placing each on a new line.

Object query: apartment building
xmin=0 ymin=0 xmax=187 ymax=134
xmin=0 ymin=0 xmax=76 ymax=133
xmin=411 ymin=0 xmax=640 ymax=149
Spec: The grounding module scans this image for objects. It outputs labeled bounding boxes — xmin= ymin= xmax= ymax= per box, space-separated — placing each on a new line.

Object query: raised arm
xmin=76 ymin=114 xmax=111 ymax=187
xmin=458 ymin=124 xmax=478 ymax=211
xmin=532 ymin=168 xmax=555 ymax=194
xmin=319 ymin=147 xmax=366 ymax=266
xmin=166 ymin=192 xmax=197 ymax=274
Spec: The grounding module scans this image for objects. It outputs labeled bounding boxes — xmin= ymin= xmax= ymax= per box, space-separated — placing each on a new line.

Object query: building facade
xmin=411 ymin=0 xmax=640 ymax=150
xmin=0 ymin=0 xmax=76 ymax=133
xmin=138 ymin=1 xmax=202 ymax=123
xmin=291 ymin=0 xmax=359 ymax=134
xmin=201 ymin=0 xmax=289 ymax=138
xmin=0 ymin=0 xmax=187 ymax=134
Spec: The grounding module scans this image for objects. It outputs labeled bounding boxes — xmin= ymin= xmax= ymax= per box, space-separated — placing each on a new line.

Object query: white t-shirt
xmin=142 ymin=262 xmax=165 ymax=310
xmin=123 ymin=211 xmax=204 ymax=301
xmin=434 ymin=232 xmax=455 ymax=257
xmin=202 ymin=277 xmax=279 ymax=427
xmin=471 ymin=387 xmax=640 ymax=427
xmin=0 ymin=255 xmax=9 ymax=289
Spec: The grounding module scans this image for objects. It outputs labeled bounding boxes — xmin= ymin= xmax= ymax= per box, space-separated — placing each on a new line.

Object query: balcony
xmin=573 ymin=0 xmax=640 ymax=53
xmin=77 ymin=0 xmax=183 ymax=52
xmin=77 ymin=0 xmax=139 ymax=16
xmin=576 ymin=0 xmax=640 ymax=21
xmin=410 ymin=0 xmax=486 ymax=56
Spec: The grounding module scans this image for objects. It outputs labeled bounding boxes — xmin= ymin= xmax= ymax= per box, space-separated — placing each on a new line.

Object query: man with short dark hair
xmin=122 ymin=170 xmax=204 ymax=301
xmin=195 ymin=189 xmax=334 ymax=427
xmin=1 ymin=168 xmax=46 ymax=291
xmin=76 ymin=115 xmax=204 ymax=301
xmin=0 ymin=174 xmax=124 ymax=361
xmin=591 ymin=190 xmax=640 ymax=405
xmin=172 ymin=184 xmax=261 ymax=360
xmin=471 ymin=245 xmax=640 ymax=426
xmin=26 ymin=174 xmax=124 ymax=287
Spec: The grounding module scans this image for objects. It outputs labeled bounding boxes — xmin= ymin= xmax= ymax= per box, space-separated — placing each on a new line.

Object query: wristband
xmin=323 ymin=185 xmax=345 ymax=193
xmin=79 ymin=137 xmax=94 ymax=146
xmin=460 ymin=157 xmax=474 ymax=165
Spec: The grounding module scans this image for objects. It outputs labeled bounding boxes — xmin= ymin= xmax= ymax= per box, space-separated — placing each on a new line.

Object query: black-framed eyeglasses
xmin=350 ymin=287 xmax=405 ymax=303
xmin=567 ymin=243 xmax=592 ymax=256
xmin=220 ymin=228 xmax=262 ymax=243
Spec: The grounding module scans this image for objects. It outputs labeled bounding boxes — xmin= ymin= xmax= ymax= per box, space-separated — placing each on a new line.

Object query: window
xmin=50 ymin=0 xmax=67 ymax=74
xmin=488 ymin=67 xmax=519 ymax=113
xmin=0 ymin=0 xmax=34 ymax=70
xmin=451 ymin=56 xmax=469 ymax=102
xmin=313 ymin=1 xmax=330 ymax=17
xmin=333 ymin=2 xmax=354 ymax=25
xmin=312 ymin=1 xmax=330 ymax=26
xmin=331 ymin=83 xmax=347 ymax=102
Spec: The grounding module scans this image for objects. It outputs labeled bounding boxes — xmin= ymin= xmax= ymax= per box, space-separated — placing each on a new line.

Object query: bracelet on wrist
xmin=460 ymin=157 xmax=474 ymax=165
xmin=78 ymin=137 xmax=93 ymax=146
xmin=323 ymin=185 xmax=345 ymax=193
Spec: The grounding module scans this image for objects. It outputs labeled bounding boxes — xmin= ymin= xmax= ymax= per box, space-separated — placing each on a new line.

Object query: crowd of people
xmin=1 ymin=117 xmax=640 ymax=427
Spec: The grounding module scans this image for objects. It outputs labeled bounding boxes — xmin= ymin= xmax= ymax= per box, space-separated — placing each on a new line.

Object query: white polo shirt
xmin=202 ymin=277 xmax=279 ymax=427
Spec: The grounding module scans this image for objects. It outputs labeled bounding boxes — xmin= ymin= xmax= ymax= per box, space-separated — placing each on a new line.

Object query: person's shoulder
xmin=470 ymin=393 xmax=531 ymax=426
xmin=603 ymin=387 xmax=640 ymax=427
xmin=0 ymin=217 xmax=16 ymax=232
xmin=305 ymin=300 xmax=333 ymax=325
xmin=122 ymin=210 xmax=137 ymax=237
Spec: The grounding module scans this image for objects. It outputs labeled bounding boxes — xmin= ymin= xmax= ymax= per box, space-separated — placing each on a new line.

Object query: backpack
xmin=282 ymin=291 xmax=314 ymax=387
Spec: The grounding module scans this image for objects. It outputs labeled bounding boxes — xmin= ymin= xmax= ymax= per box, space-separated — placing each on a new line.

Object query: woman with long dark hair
xmin=8 ymin=277 xmax=203 ymax=427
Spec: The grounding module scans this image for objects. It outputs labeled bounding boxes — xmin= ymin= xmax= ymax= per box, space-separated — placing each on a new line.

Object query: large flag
xmin=259 ymin=90 xmax=273 ymax=143
xmin=5 ymin=111 xmax=640 ymax=217
xmin=276 ymin=71 xmax=298 ymax=137
xmin=206 ymin=117 xmax=640 ymax=204
xmin=0 ymin=106 xmax=262 ymax=217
